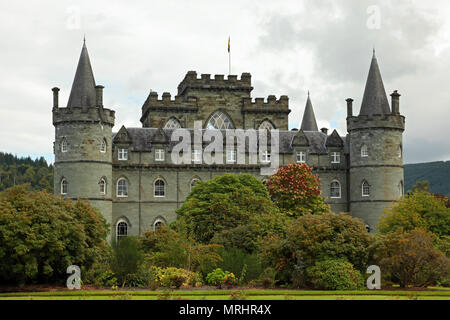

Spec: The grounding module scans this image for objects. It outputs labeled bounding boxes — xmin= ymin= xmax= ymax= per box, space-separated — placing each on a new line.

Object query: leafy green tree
xmin=110 ymin=236 xmax=144 ymax=287
xmin=175 ymin=174 xmax=279 ymax=244
xmin=266 ymin=163 xmax=329 ymax=217
xmin=0 ymin=185 xmax=109 ymax=285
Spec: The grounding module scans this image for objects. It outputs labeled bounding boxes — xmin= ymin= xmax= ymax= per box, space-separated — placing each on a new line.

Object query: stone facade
xmin=52 ymin=43 xmax=405 ymax=241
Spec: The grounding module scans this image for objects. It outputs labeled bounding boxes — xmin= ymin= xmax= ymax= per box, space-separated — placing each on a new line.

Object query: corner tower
xmin=347 ymin=51 xmax=405 ymax=231
xmin=52 ymin=40 xmax=115 ymax=231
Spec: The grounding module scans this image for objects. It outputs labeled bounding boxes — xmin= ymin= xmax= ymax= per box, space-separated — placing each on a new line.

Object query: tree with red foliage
xmin=266 ymin=163 xmax=329 ymax=217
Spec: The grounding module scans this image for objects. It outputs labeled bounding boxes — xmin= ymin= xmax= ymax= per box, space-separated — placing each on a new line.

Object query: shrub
xmin=306 ymin=259 xmax=364 ymax=290
xmin=152 ymin=267 xmax=202 ymax=289
xmin=259 ymin=267 xmax=277 ymax=289
xmin=110 ymin=236 xmax=144 ymax=287
xmin=206 ymin=268 xmax=237 ymax=289
xmin=94 ymin=270 xmax=118 ymax=287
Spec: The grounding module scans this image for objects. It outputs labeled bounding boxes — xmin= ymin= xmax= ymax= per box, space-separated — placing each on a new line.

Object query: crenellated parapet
xmin=242 ymin=95 xmax=290 ymax=114
xmin=177 ymin=71 xmax=253 ymax=95
xmin=53 ymin=106 xmax=115 ymax=126
xmin=347 ymin=114 xmax=405 ymax=132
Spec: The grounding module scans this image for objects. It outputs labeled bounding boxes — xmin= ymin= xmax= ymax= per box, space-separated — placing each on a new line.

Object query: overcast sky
xmin=0 ymin=0 xmax=449 ymax=164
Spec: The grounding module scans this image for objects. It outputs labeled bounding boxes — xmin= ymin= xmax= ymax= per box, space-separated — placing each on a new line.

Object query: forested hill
xmin=0 ymin=152 xmax=53 ymax=192
xmin=404 ymin=161 xmax=450 ymax=197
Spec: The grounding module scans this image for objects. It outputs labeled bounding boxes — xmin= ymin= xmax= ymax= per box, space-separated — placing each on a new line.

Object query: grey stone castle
xmin=52 ymin=42 xmax=405 ymax=241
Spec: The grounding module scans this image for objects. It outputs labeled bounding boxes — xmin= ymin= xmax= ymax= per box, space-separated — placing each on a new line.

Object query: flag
xmin=228 ymin=36 xmax=230 ymax=53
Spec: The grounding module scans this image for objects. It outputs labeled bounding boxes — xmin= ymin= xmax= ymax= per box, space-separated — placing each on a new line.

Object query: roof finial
xmin=372 ymin=47 xmax=376 ymax=59
xmin=307 ymin=90 xmax=310 ymax=97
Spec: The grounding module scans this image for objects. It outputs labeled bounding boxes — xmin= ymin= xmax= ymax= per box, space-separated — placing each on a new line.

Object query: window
xmin=100 ymin=139 xmax=107 ymax=153
xmin=154 ymin=179 xmax=165 ymax=197
xmin=398 ymin=145 xmax=402 ymax=158
xmin=330 ymin=181 xmax=341 ymax=198
xmin=362 ymin=181 xmax=370 ymax=197
xmin=190 ymin=178 xmax=200 ymax=191
xmin=192 ymin=149 xmax=202 ymax=163
xmin=117 ymin=221 xmax=128 ymax=242
xmin=259 ymin=120 xmax=275 ymax=130
xmin=117 ymin=178 xmax=128 ymax=197
xmin=331 ymin=152 xmax=341 ymax=164
xmin=261 ymin=150 xmax=271 ymax=163
xmin=118 ymin=148 xmax=128 ymax=161
xmin=61 ymin=178 xmax=68 ymax=195
xmin=296 ymin=152 xmax=306 ymax=163
xmin=99 ymin=178 xmax=106 ymax=195
xmin=154 ymin=220 xmax=164 ymax=231
xmin=164 ymin=118 xmax=182 ymax=129
xmin=361 ymin=144 xmax=369 ymax=158
xmin=61 ymin=138 xmax=68 ymax=153
xmin=155 ymin=149 xmax=165 ymax=161
xmin=226 ymin=149 xmax=237 ymax=163
xmin=399 ymin=181 xmax=404 ymax=197
xmin=207 ymin=111 xmax=234 ymax=130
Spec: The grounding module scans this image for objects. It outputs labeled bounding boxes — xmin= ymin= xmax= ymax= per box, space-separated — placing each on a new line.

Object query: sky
xmin=0 ymin=0 xmax=449 ymax=164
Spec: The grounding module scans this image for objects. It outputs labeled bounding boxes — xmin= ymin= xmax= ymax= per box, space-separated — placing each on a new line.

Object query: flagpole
xmin=228 ymin=36 xmax=231 ymax=75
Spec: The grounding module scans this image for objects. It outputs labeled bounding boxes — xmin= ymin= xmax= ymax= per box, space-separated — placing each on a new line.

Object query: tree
xmin=378 ymin=189 xmax=450 ymax=238
xmin=260 ymin=212 xmax=374 ymax=285
xmin=374 ymin=229 xmax=450 ymax=288
xmin=266 ymin=163 xmax=329 ymax=217
xmin=0 ymin=185 xmax=110 ymax=285
xmin=110 ymin=236 xmax=144 ymax=287
xmin=175 ymin=174 xmax=279 ymax=244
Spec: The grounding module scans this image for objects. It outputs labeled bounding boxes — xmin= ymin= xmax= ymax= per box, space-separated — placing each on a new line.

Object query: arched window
xmin=101 ymin=139 xmax=107 ymax=153
xmin=259 ymin=120 xmax=275 ymax=130
xmin=190 ymin=178 xmax=200 ymax=191
xmin=362 ymin=181 xmax=370 ymax=197
xmin=399 ymin=181 xmax=404 ymax=197
xmin=398 ymin=145 xmax=402 ymax=158
xmin=116 ymin=221 xmax=128 ymax=242
xmin=117 ymin=178 xmax=128 ymax=197
xmin=99 ymin=178 xmax=106 ymax=195
xmin=154 ymin=179 xmax=165 ymax=197
xmin=330 ymin=181 xmax=341 ymax=199
xmin=154 ymin=220 xmax=164 ymax=231
xmin=207 ymin=111 xmax=234 ymax=130
xmin=61 ymin=138 xmax=68 ymax=153
xmin=61 ymin=178 xmax=68 ymax=195
xmin=164 ymin=117 xmax=182 ymax=129
xmin=361 ymin=144 xmax=369 ymax=158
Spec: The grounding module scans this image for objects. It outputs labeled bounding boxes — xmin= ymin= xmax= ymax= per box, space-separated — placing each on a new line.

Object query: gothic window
xmin=164 ymin=118 xmax=182 ymax=129
xmin=155 ymin=149 xmax=165 ymax=161
xmin=361 ymin=144 xmax=369 ymax=158
xmin=261 ymin=150 xmax=271 ymax=163
xmin=154 ymin=179 xmax=165 ymax=197
xmin=118 ymin=148 xmax=128 ymax=161
xmin=207 ymin=111 xmax=234 ymax=130
xmin=331 ymin=152 xmax=341 ymax=164
xmin=61 ymin=138 xmax=68 ymax=153
xmin=330 ymin=181 xmax=341 ymax=198
xmin=190 ymin=178 xmax=200 ymax=191
xmin=296 ymin=151 xmax=306 ymax=163
xmin=99 ymin=178 xmax=106 ymax=195
xmin=259 ymin=120 xmax=275 ymax=130
xmin=61 ymin=178 xmax=68 ymax=195
xmin=117 ymin=178 xmax=128 ymax=197
xmin=116 ymin=221 xmax=128 ymax=242
xmin=101 ymin=139 xmax=107 ymax=153
xmin=362 ymin=181 xmax=370 ymax=197
xmin=154 ymin=220 xmax=164 ymax=231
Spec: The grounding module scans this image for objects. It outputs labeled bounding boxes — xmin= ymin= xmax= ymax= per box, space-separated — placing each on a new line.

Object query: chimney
xmin=52 ymin=87 xmax=60 ymax=108
xmin=346 ymin=98 xmax=354 ymax=117
xmin=95 ymin=85 xmax=104 ymax=107
xmin=391 ymin=90 xmax=400 ymax=114
xmin=321 ymin=128 xmax=328 ymax=135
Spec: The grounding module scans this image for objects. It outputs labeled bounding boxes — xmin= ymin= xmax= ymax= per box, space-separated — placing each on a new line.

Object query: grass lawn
xmin=0 ymin=288 xmax=449 ymax=300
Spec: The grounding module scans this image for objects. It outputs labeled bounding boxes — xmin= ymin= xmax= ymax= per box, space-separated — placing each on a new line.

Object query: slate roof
xmin=114 ymin=128 xmax=349 ymax=155
xmin=67 ymin=40 xmax=97 ymax=109
xmin=359 ymin=50 xmax=391 ymax=116
xmin=300 ymin=93 xmax=319 ymax=131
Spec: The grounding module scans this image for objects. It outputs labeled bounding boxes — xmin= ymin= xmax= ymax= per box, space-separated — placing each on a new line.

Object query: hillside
xmin=404 ymin=161 xmax=450 ymax=196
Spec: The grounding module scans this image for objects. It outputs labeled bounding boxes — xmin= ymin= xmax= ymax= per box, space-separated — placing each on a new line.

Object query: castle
xmin=52 ymin=42 xmax=405 ymax=241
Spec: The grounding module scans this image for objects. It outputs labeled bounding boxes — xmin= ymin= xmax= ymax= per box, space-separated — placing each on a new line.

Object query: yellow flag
xmin=228 ymin=36 xmax=230 ymax=53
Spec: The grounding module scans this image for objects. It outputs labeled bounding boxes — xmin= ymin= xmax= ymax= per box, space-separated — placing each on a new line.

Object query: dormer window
xmin=296 ymin=152 xmax=306 ymax=163
xmin=261 ymin=151 xmax=271 ymax=163
xmin=361 ymin=144 xmax=369 ymax=158
xmin=118 ymin=148 xmax=128 ymax=161
xmin=192 ymin=149 xmax=202 ymax=163
xmin=226 ymin=149 xmax=237 ymax=163
xmin=155 ymin=149 xmax=165 ymax=162
xmin=61 ymin=138 xmax=68 ymax=153
xmin=331 ymin=152 xmax=341 ymax=164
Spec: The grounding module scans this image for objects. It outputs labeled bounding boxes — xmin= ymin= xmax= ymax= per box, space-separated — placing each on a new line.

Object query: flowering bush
xmin=151 ymin=266 xmax=203 ymax=289
xmin=206 ymin=268 xmax=237 ymax=289
xmin=266 ymin=163 xmax=329 ymax=217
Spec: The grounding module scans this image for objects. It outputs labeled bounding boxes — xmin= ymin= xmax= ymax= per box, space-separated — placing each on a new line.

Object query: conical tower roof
xmin=359 ymin=50 xmax=391 ymax=116
xmin=300 ymin=92 xmax=319 ymax=131
xmin=67 ymin=40 xmax=96 ymax=109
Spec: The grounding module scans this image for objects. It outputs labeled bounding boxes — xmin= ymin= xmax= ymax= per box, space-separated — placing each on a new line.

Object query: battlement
xmin=53 ymin=106 xmax=115 ymax=126
xmin=242 ymin=95 xmax=290 ymax=114
xmin=347 ymin=113 xmax=405 ymax=131
xmin=177 ymin=71 xmax=253 ymax=95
